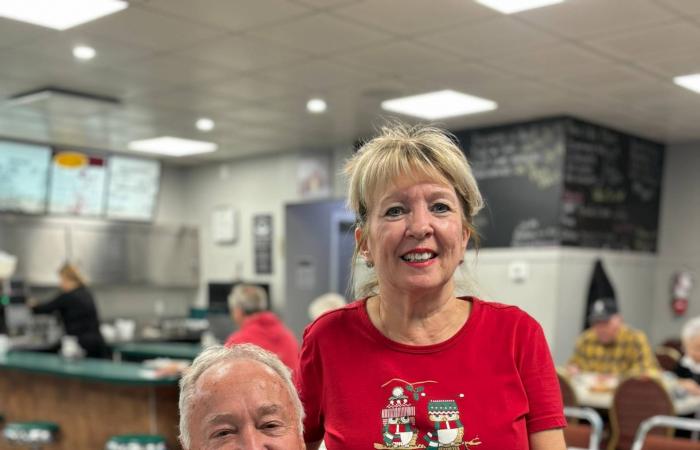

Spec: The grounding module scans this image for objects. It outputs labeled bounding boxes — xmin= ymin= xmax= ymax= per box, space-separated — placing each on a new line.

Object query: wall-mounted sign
xmin=253 ymin=214 xmax=273 ymax=274
xmin=49 ymin=150 xmax=107 ymax=216
xmin=211 ymin=206 xmax=237 ymax=245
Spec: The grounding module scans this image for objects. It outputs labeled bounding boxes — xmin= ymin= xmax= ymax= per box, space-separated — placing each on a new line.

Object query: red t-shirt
xmin=296 ymin=297 xmax=565 ymax=449
xmin=224 ymin=311 xmax=300 ymax=372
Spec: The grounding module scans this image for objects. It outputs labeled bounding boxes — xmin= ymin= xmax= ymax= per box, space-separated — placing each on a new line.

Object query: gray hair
xmin=682 ymin=316 xmax=700 ymax=343
xmin=308 ymin=292 xmax=346 ymax=321
xmin=178 ymin=344 xmax=304 ymax=449
xmin=227 ymin=284 xmax=268 ymax=315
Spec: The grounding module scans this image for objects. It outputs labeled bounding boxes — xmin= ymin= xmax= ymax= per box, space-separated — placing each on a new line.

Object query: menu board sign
xmin=106 ymin=156 xmax=160 ymax=221
xmin=48 ymin=151 xmax=107 ymax=216
xmin=0 ymin=140 xmax=51 ymax=213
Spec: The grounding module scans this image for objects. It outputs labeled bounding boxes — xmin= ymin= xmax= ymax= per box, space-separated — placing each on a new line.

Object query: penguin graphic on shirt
xmin=423 ymin=399 xmax=481 ymax=449
xmin=374 ymin=386 xmax=420 ymax=449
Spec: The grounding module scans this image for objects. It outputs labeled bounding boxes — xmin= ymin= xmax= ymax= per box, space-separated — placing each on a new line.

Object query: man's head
xmin=588 ymin=298 xmax=622 ymax=344
xmin=228 ymin=284 xmax=268 ymax=326
xmin=179 ymin=344 xmax=305 ymax=450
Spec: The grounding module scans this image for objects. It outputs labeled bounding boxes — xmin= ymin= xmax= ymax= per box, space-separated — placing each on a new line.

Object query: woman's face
xmin=358 ymin=177 xmax=469 ymax=296
xmin=685 ymin=334 xmax=700 ymax=364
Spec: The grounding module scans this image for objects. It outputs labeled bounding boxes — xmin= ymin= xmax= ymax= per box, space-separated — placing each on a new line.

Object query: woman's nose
xmin=406 ymin=208 xmax=433 ymax=239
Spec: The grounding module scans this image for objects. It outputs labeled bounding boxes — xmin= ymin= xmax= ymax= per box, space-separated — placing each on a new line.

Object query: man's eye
xmin=212 ymin=429 xmax=235 ymax=438
xmin=432 ymin=203 xmax=450 ymax=213
xmin=385 ymin=206 xmax=404 ymax=217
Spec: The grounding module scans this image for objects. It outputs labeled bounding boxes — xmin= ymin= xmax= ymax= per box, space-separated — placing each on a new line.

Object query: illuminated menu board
xmin=48 ymin=151 xmax=107 ymax=216
xmin=106 ymin=156 xmax=160 ymax=221
xmin=0 ymin=140 xmax=51 ymax=213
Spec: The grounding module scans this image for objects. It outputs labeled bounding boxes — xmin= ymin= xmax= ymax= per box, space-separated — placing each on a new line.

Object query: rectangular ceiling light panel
xmin=381 ymin=89 xmax=497 ymax=120
xmin=128 ymin=137 xmax=218 ymax=157
xmin=0 ymin=0 xmax=127 ymax=30
xmin=475 ymin=0 xmax=565 ymax=14
xmin=674 ymin=73 xmax=700 ymax=94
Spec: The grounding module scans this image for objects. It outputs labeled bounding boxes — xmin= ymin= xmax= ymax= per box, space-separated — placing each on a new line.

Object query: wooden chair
xmin=631 ymin=415 xmax=700 ymax=450
xmin=655 ymin=346 xmax=682 ymax=372
xmin=558 ymin=371 xmax=579 ymax=407
xmin=608 ymin=376 xmax=675 ymax=450
xmin=564 ymin=406 xmax=604 ymax=450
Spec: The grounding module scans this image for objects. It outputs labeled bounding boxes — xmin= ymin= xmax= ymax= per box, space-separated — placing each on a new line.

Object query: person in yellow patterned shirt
xmin=567 ymin=297 xmax=658 ymax=376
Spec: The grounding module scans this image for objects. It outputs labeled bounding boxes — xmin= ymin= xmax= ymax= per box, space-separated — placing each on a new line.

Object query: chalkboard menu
xmin=0 ymin=140 xmax=51 ymax=213
xmin=48 ymin=151 xmax=107 ymax=216
xmin=455 ymin=116 xmax=664 ymax=252
xmin=560 ymin=118 xmax=663 ymax=251
xmin=106 ymin=156 xmax=160 ymax=221
xmin=458 ymin=118 xmax=566 ymax=247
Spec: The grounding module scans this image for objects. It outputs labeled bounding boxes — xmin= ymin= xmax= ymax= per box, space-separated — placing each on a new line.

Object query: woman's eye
xmin=432 ymin=203 xmax=451 ymax=213
xmin=385 ymin=206 xmax=404 ymax=217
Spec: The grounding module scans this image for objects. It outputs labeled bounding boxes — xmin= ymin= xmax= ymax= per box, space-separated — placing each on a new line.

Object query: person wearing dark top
xmin=674 ymin=316 xmax=700 ymax=395
xmin=30 ymin=262 xmax=108 ymax=358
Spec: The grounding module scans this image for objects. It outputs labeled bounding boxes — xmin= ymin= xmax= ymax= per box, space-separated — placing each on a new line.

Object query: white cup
xmin=61 ymin=335 xmax=84 ymax=360
xmin=0 ymin=334 xmax=9 ymax=357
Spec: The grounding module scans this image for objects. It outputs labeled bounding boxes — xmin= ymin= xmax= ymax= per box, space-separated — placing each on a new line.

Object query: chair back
xmin=564 ymin=406 xmax=604 ymax=450
xmin=558 ymin=371 xmax=579 ymax=407
xmin=663 ymin=339 xmax=683 ymax=355
xmin=655 ymin=346 xmax=682 ymax=372
xmin=631 ymin=415 xmax=700 ymax=450
xmin=609 ymin=376 xmax=674 ymax=450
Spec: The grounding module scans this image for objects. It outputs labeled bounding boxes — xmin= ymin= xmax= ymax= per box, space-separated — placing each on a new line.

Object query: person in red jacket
xmin=224 ymin=283 xmax=299 ymax=372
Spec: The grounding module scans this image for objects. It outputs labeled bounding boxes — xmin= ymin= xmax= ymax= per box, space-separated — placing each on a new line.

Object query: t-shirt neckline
xmin=358 ymin=296 xmax=480 ymax=354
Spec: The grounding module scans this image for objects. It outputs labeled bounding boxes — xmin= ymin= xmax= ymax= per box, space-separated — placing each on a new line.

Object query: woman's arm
xmin=529 ymin=429 xmax=566 ymax=450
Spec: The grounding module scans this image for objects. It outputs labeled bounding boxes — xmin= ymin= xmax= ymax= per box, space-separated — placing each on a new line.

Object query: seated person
xmin=178 ymin=343 xmax=305 ymax=450
xmin=568 ymin=297 xmax=657 ymax=376
xmin=224 ymin=284 xmax=299 ymax=372
xmin=674 ymin=316 xmax=700 ymax=395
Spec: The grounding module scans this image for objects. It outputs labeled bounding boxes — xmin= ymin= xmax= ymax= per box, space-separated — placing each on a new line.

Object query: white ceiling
xmin=0 ymin=0 xmax=699 ymax=164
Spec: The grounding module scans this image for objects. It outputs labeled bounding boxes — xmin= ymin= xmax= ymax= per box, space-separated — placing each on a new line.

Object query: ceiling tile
xmin=250 ymin=12 xmax=391 ymax=56
xmin=517 ymin=0 xmax=675 ymax=39
xmin=204 ymin=76 xmax=302 ymax=102
xmin=113 ymin=54 xmax=233 ymax=85
xmin=418 ymin=16 xmax=559 ymax=59
xmin=180 ymin=35 xmax=311 ymax=73
xmin=0 ymin=17 xmax=51 ymax=50
xmin=639 ymin=51 xmax=700 ymax=78
xmin=334 ymin=41 xmax=458 ymax=80
xmin=655 ymin=0 xmax=700 ymax=15
xmin=487 ymin=43 xmax=614 ymax=80
xmin=291 ymin=0 xmax=361 ymax=8
xmin=334 ymin=0 xmax=496 ymax=35
xmin=143 ymin=0 xmax=311 ymax=32
xmin=73 ymin=7 xmax=227 ymax=52
xmin=260 ymin=59 xmax=373 ymax=89
xmin=587 ymin=21 xmax=700 ymax=63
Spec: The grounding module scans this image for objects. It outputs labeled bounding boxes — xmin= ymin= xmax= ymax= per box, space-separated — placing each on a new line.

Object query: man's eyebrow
xmin=257 ymin=403 xmax=283 ymax=416
xmin=207 ymin=413 xmax=236 ymax=424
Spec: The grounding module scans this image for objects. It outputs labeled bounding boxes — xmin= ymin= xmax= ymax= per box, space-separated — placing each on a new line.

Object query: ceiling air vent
xmin=6 ymin=86 xmax=121 ymax=114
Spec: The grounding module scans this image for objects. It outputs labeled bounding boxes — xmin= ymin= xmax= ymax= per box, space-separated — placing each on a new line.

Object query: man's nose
xmin=236 ymin=427 xmax=264 ymax=450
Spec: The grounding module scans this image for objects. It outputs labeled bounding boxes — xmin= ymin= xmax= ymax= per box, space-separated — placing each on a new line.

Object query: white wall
xmin=651 ymin=142 xmax=700 ymax=345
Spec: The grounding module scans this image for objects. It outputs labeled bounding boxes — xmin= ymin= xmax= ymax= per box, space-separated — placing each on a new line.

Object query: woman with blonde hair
xmin=30 ymin=262 xmax=108 ymax=358
xmin=296 ymin=123 xmax=566 ymax=449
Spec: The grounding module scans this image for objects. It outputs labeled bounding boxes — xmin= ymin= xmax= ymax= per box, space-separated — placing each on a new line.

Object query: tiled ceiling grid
xmin=0 ymin=0 xmax=698 ymax=164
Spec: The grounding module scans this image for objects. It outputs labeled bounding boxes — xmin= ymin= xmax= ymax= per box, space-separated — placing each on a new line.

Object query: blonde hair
xmin=59 ymin=262 xmax=86 ymax=287
xmin=345 ymin=123 xmax=484 ymax=298
xmin=227 ymin=284 xmax=268 ymax=315
xmin=178 ymin=344 xmax=304 ymax=449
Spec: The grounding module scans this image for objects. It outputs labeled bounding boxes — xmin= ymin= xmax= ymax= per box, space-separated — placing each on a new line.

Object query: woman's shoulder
xmin=303 ymin=298 xmax=365 ymax=337
xmin=467 ymin=297 xmax=542 ymax=329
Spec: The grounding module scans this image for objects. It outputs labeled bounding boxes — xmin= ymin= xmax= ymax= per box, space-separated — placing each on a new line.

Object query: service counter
xmin=0 ymin=351 xmax=180 ymax=450
xmin=113 ymin=342 xmax=201 ymax=362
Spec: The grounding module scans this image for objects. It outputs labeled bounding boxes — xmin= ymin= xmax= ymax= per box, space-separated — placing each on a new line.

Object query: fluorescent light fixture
xmin=196 ymin=117 xmax=215 ymax=132
xmin=674 ymin=73 xmax=700 ymax=94
xmin=73 ymin=45 xmax=96 ymax=61
xmin=306 ymin=98 xmax=327 ymax=114
xmin=475 ymin=0 xmax=565 ymax=14
xmin=128 ymin=137 xmax=218 ymax=157
xmin=381 ymin=89 xmax=497 ymax=120
xmin=0 ymin=0 xmax=128 ymax=30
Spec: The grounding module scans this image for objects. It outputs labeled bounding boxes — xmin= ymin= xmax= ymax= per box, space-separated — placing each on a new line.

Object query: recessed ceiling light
xmin=381 ymin=89 xmax=497 ymax=120
xmin=128 ymin=137 xmax=218 ymax=157
xmin=674 ymin=73 xmax=700 ymax=94
xmin=0 ymin=0 xmax=128 ymax=30
xmin=73 ymin=45 xmax=96 ymax=61
xmin=196 ymin=117 xmax=215 ymax=132
xmin=307 ymin=98 xmax=327 ymax=114
xmin=475 ymin=0 xmax=565 ymax=14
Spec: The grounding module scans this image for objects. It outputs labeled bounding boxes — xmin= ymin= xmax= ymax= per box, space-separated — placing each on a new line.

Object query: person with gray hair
xmin=224 ymin=283 xmax=299 ymax=372
xmin=308 ymin=292 xmax=347 ymax=321
xmin=674 ymin=316 xmax=700 ymax=395
xmin=179 ymin=344 xmax=305 ymax=450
